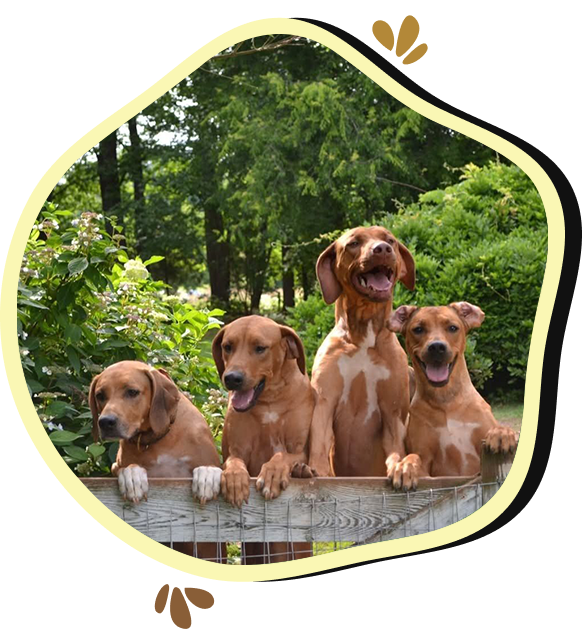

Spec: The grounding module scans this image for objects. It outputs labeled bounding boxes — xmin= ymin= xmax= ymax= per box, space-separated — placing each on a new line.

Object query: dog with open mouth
xmin=387 ymin=302 xmax=518 ymax=488
xmin=308 ymin=225 xmax=416 ymax=478
xmin=212 ymin=315 xmax=315 ymax=563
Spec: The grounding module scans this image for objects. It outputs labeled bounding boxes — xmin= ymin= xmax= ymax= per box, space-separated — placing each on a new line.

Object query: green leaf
xmin=49 ymin=430 xmax=81 ymax=445
xmin=66 ymin=346 xmax=81 ymax=374
xmin=68 ymin=257 xmax=89 ymax=275
xmin=63 ymin=445 xmax=89 ymax=462
xmin=143 ymin=255 xmax=165 ymax=266
xmin=87 ymin=444 xmax=105 ymax=458
xmin=108 ymin=441 xmax=119 ymax=464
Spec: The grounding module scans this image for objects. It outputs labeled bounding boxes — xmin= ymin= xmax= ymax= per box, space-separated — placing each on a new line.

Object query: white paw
xmin=118 ymin=465 xmax=149 ymax=503
xmin=192 ymin=466 xmax=222 ymax=504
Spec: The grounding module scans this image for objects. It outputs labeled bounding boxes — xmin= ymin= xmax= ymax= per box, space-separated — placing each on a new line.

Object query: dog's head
xmin=212 ymin=315 xmax=306 ymax=413
xmin=388 ymin=302 xmax=485 ymax=388
xmin=89 ymin=361 xmax=180 ymax=442
xmin=316 ymin=226 xmax=415 ymax=305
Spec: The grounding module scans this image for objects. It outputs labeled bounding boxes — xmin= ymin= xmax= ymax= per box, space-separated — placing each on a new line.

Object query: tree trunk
xmin=96 ymin=130 xmax=122 ymax=237
xmin=282 ymin=244 xmax=295 ymax=311
xmin=302 ymin=265 xmax=311 ymax=300
xmin=128 ymin=116 xmax=145 ymax=256
xmin=204 ymin=205 xmax=230 ymax=305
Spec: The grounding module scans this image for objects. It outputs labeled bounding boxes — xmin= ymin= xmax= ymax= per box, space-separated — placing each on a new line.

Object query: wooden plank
xmin=83 ymin=476 xmax=478 ymax=543
xmin=481 ymin=443 xmax=514 ymax=504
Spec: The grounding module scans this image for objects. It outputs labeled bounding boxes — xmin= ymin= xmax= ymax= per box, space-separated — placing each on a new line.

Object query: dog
xmin=308 ymin=226 xmax=416 ymax=478
xmin=387 ymin=302 xmax=519 ymax=488
xmin=89 ymin=360 xmax=225 ymax=560
xmin=212 ymin=315 xmax=315 ymax=563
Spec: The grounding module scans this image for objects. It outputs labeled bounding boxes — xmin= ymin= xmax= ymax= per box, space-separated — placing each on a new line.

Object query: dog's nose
xmin=98 ymin=414 xmax=118 ymax=432
xmin=427 ymin=341 xmax=447 ymax=357
xmin=224 ymin=371 xmax=245 ymax=391
xmin=372 ymin=241 xmax=392 ymax=255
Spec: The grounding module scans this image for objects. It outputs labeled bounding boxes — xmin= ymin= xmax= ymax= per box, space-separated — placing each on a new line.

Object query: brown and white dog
xmin=308 ymin=226 xmax=416 ymax=478
xmin=212 ymin=315 xmax=315 ymax=563
xmin=90 ymin=361 xmax=224 ymax=559
xmin=387 ymin=302 xmax=518 ymax=489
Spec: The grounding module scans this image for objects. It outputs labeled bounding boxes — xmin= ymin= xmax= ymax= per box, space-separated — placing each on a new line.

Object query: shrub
xmin=18 ymin=205 xmax=224 ymax=475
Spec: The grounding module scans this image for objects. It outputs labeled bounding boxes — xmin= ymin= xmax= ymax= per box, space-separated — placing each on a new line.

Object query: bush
xmin=18 ymin=205 xmax=224 ymax=475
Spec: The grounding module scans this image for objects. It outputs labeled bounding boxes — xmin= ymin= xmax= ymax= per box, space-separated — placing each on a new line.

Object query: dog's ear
xmin=211 ymin=326 xmax=227 ymax=379
xmin=146 ymin=368 xmax=181 ymax=436
xmin=279 ymin=325 xmax=307 ymax=375
xmin=316 ymin=241 xmax=342 ymax=304
xmin=397 ymin=241 xmax=416 ymax=291
xmin=89 ymin=372 xmax=102 ymax=443
xmin=450 ymin=302 xmax=485 ymax=330
xmin=387 ymin=305 xmax=417 ymax=333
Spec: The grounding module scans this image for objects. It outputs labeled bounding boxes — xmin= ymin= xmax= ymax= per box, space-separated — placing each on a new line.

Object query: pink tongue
xmin=426 ymin=364 xmax=449 ymax=383
xmin=366 ymin=271 xmax=391 ymax=291
xmin=232 ymin=389 xmax=254 ymax=410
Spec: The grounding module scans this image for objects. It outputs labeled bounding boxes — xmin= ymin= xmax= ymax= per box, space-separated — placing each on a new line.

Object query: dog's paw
xmin=118 ymin=465 xmax=149 ymax=504
xmin=192 ymin=466 xmax=222 ymax=504
xmin=221 ymin=466 xmax=250 ymax=508
xmin=485 ymin=426 xmax=518 ymax=454
xmin=256 ymin=456 xmax=291 ymax=500
xmin=388 ymin=454 xmax=422 ymax=492
xmin=291 ymin=462 xmax=318 ymax=478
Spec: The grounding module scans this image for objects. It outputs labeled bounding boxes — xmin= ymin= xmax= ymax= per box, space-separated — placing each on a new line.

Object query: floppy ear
xmin=89 ymin=373 xmax=102 ymax=443
xmin=316 ymin=241 xmax=342 ymax=304
xmin=211 ymin=326 xmax=227 ymax=379
xmin=397 ymin=241 xmax=416 ymax=291
xmin=279 ymin=325 xmax=307 ymax=375
xmin=450 ymin=302 xmax=485 ymax=330
xmin=146 ymin=368 xmax=181 ymax=436
xmin=387 ymin=305 xmax=418 ymax=333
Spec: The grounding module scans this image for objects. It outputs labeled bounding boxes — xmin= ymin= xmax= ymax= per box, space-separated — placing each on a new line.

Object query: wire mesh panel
xmin=84 ymin=449 xmax=512 ymax=564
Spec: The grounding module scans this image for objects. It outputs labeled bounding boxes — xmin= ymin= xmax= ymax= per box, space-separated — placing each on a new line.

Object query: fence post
xmin=481 ymin=442 xmax=512 ymax=504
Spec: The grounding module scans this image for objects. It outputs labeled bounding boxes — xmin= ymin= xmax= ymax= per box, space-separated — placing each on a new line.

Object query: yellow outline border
xmin=1 ymin=18 xmax=561 ymax=582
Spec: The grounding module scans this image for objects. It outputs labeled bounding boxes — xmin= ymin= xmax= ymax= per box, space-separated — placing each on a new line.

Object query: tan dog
xmin=212 ymin=315 xmax=315 ymax=563
xmin=90 ymin=360 xmax=224 ymax=560
xmin=308 ymin=226 xmax=415 ymax=478
xmin=387 ymin=303 xmax=518 ymax=488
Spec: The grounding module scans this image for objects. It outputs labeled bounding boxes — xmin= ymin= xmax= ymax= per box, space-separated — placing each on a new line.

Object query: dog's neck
xmin=128 ymin=416 xmax=175 ymax=451
xmin=414 ymin=354 xmax=475 ymax=407
xmin=335 ymin=294 xmax=393 ymax=345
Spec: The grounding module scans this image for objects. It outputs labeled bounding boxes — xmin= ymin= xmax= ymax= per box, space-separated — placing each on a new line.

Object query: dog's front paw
xmin=118 ymin=465 xmax=149 ymax=504
xmin=256 ymin=456 xmax=291 ymax=500
xmin=387 ymin=454 xmax=422 ymax=492
xmin=192 ymin=466 xmax=222 ymax=504
xmin=291 ymin=462 xmax=318 ymax=478
xmin=485 ymin=426 xmax=518 ymax=454
xmin=221 ymin=466 xmax=250 ymax=508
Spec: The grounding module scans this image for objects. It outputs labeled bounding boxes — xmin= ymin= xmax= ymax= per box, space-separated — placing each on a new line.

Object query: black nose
xmin=224 ymin=371 xmax=245 ymax=391
xmin=372 ymin=241 xmax=392 ymax=255
xmin=427 ymin=341 xmax=447 ymax=357
xmin=98 ymin=415 xmax=118 ymax=432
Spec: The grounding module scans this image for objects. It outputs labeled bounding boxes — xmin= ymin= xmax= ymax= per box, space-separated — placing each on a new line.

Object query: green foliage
xmin=391 ymin=162 xmax=546 ymax=389
xmin=18 ymin=205 xmax=224 ymax=475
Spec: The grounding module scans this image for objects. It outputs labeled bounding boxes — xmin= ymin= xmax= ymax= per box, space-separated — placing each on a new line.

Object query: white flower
xmin=123 ymin=259 xmax=149 ymax=281
xmin=71 ymin=219 xmax=79 ymax=227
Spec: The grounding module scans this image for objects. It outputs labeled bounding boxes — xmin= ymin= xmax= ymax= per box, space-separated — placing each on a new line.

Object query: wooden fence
xmin=83 ymin=447 xmax=513 ymax=548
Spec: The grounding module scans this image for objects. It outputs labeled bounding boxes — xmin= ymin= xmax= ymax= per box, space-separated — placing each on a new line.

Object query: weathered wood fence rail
xmin=83 ymin=449 xmax=512 ymax=544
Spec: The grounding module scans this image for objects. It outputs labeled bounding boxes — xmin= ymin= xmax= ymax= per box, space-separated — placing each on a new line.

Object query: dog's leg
xmin=308 ymin=396 xmax=337 ymax=476
xmin=388 ymin=454 xmax=424 ymax=491
xmin=484 ymin=425 xmax=518 ymax=454
xmin=117 ymin=464 xmax=149 ymax=504
xmin=192 ymin=466 xmax=222 ymax=504
xmin=221 ymin=457 xmax=250 ymax=508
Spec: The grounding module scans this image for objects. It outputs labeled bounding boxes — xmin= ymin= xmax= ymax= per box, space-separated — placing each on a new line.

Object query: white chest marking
xmin=262 ymin=411 xmax=279 ymax=425
xmin=337 ymin=323 xmax=390 ymax=423
xmin=438 ymin=419 xmax=480 ymax=468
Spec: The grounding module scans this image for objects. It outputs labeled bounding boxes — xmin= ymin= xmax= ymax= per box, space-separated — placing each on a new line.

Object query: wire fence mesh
xmin=85 ymin=456 xmax=510 ymax=565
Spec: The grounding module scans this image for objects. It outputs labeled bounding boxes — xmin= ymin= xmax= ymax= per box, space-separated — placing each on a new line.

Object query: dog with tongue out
xmin=386 ymin=302 xmax=518 ymax=485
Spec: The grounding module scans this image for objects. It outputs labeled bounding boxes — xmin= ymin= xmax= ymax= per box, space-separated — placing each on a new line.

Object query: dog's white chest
xmin=148 ymin=454 xmax=193 ymax=477
xmin=337 ymin=323 xmax=390 ymax=423
xmin=438 ymin=418 xmax=480 ymax=468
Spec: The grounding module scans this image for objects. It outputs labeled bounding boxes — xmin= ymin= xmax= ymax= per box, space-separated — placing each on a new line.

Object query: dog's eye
xmin=348 ymin=240 xmax=359 ymax=248
xmin=448 ymin=325 xmax=459 ymax=333
xmin=255 ymin=346 xmax=267 ymax=354
xmin=223 ymin=343 xmax=232 ymax=353
xmin=126 ymin=389 xmax=140 ymax=398
xmin=95 ymin=391 xmax=106 ymax=402
xmin=412 ymin=326 xmax=424 ymax=335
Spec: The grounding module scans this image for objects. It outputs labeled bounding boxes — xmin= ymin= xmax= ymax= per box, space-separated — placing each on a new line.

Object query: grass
xmin=491 ymin=401 xmax=523 ymax=434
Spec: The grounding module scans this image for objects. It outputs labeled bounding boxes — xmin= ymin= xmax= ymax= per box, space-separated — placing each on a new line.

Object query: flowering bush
xmin=18 ymin=205 xmax=225 ymax=475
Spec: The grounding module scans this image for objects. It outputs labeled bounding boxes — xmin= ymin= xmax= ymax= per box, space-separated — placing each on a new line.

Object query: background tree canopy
xmin=22 ymin=36 xmax=546 ymax=474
